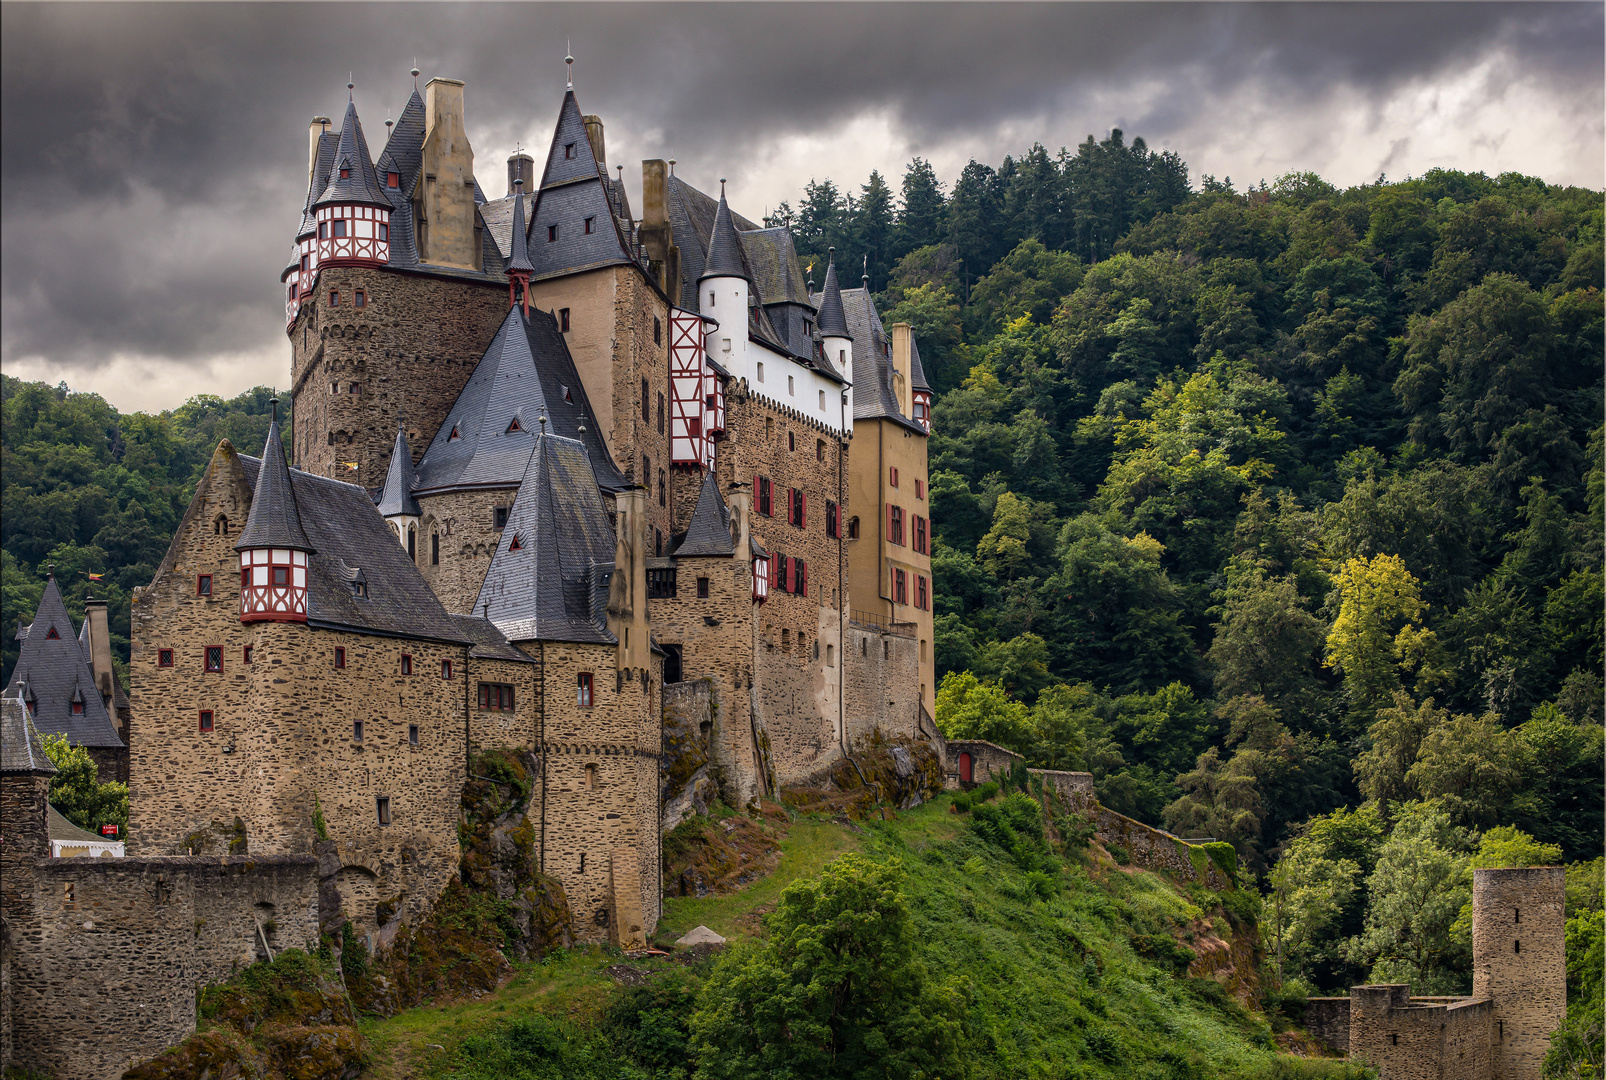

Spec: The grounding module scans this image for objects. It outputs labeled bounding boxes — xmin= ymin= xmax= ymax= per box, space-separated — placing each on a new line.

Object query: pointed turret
xmin=506 ymin=183 xmax=533 ymax=311
xmin=674 ymin=470 xmax=736 ymax=557
xmin=816 ymin=248 xmax=854 ymax=383
xmin=237 ymin=409 xmax=314 ymax=622
xmin=909 ymin=334 xmax=933 ymax=431
xmin=526 ymin=88 xmax=639 ymax=279
xmin=700 ymin=182 xmax=748 ymax=283
xmin=311 ymin=94 xmax=393 ymax=268
xmin=378 ymin=423 xmax=422 ymax=560
xmin=4 ymin=574 xmax=123 ymax=753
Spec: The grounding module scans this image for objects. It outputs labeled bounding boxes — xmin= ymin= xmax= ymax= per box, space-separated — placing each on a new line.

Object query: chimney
xmin=308 ymin=116 xmax=332 ymax=190
xmin=640 ymin=159 xmax=676 ymax=293
xmin=84 ymin=598 xmax=114 ymax=706
xmin=891 ymin=322 xmax=913 ymax=418
xmin=419 ymin=78 xmax=479 ymax=270
xmin=507 ymin=152 xmax=535 ymax=197
xmin=582 ymin=114 xmax=606 ymax=168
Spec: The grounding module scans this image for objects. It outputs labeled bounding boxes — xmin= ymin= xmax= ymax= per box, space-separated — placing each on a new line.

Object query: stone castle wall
xmin=944 ymin=739 xmax=1022 ymax=789
xmin=418 ymin=486 xmax=519 ymax=616
xmin=289 ymin=266 xmax=507 ymax=485
xmin=4 ymin=855 xmax=317 ymax=1080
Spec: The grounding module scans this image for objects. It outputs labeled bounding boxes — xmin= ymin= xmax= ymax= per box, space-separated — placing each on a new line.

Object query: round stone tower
xmin=1473 ymin=865 xmax=1567 ymax=1080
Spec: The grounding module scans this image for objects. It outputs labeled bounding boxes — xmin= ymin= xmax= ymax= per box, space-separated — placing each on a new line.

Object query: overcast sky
xmin=3 ymin=2 xmax=1601 ymax=414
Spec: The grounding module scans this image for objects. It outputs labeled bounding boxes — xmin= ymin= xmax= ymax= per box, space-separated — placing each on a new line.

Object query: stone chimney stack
xmin=84 ymin=598 xmax=114 ymax=706
xmin=307 ymin=116 xmax=331 ymax=189
xmin=506 ymin=152 xmax=535 ymax=197
xmin=639 ymin=159 xmax=678 ymax=294
xmin=419 ymin=78 xmax=479 ymax=270
xmin=890 ymin=322 xmax=913 ymax=418
xmin=582 ymin=114 xmax=606 ymax=169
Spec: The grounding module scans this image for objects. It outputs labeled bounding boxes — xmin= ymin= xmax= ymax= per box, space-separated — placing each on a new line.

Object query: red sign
xmin=100 ymin=824 xmax=118 ymax=837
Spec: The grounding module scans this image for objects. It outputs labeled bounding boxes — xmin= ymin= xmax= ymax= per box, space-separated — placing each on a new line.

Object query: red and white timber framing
xmin=239 ymin=548 xmax=309 ymax=622
xmin=670 ymin=309 xmax=719 ymax=469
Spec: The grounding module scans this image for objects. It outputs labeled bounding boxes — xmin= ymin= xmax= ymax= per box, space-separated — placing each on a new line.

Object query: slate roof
xmin=474 ymin=432 xmax=618 ymax=645
xmin=236 ymin=417 xmax=315 ymax=552
xmin=77 ymin=616 xmax=129 ymax=713
xmin=819 ymin=284 xmax=927 ymax=435
xmin=741 ymin=227 xmax=814 ymax=306
xmin=236 ymin=455 xmax=470 ymax=644
xmin=414 ymin=305 xmax=626 ymax=495
xmin=447 ymin=615 xmax=538 ymax=663
xmin=701 ymin=185 xmax=748 ymax=282
xmin=4 ymin=577 xmax=125 ymax=749
xmin=1 ymin=689 xmax=55 ymax=774
xmin=313 ymin=100 xmax=392 ymax=211
xmin=909 ymin=334 xmax=933 ymax=393
xmin=298 ymin=124 xmax=340 ymax=240
xmin=376 ymin=425 xmax=421 ymax=517
xmin=506 ymin=188 xmax=533 ymax=273
xmin=521 ymin=89 xmax=639 ymax=281
xmin=673 ymin=471 xmax=735 ymax=557
xmin=814 ymin=254 xmax=851 ymax=338
xmin=376 ymin=89 xmax=426 ymax=267
xmin=667 ymin=175 xmax=760 ymax=310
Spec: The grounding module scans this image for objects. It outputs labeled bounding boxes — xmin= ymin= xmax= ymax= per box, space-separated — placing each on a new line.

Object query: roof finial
xmin=668 ymin=159 xmax=676 ymax=177
xmin=348 ymin=74 xmax=355 ymax=100
xmin=565 ymin=42 xmax=574 ymax=89
xmin=411 ymin=60 xmax=420 ymax=87
xmin=577 ymin=410 xmax=587 ymax=434
xmin=47 ymin=562 xmax=54 ymax=580
xmin=385 ymin=117 xmax=393 ymax=133
xmin=270 ymin=395 xmax=280 ymax=423
xmin=720 ymin=178 xmax=727 ymax=198
xmin=539 ymin=406 xmax=548 ymax=433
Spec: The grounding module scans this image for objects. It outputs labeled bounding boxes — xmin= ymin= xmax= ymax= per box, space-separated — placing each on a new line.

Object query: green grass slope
xmin=358 ymin=792 xmax=1369 ymax=1080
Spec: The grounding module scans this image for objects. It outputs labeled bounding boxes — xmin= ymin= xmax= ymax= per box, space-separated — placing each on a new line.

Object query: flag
xmin=338 ymin=462 xmax=359 ymax=470
xmin=85 ymin=572 xmax=104 ymax=581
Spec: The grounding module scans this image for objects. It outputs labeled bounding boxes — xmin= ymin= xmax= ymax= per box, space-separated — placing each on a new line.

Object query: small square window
xmin=334 ymin=647 xmax=346 ymax=669
xmin=577 ymin=672 xmax=594 ymax=708
xmin=400 ymin=654 xmax=412 ymax=676
xmin=387 ymin=171 xmax=400 ymax=188
xmin=158 ymin=649 xmax=174 ymax=667
xmin=243 ymin=645 xmax=253 ymax=664
xmin=197 ymin=574 xmax=212 ymax=596
xmin=379 ymin=222 xmax=388 ymax=242
xmin=441 ymin=659 xmax=453 ymax=679
xmin=584 ymin=216 xmax=595 ymax=234
xmin=494 ymin=506 xmax=510 ymax=530
xmin=697 ymin=577 xmax=710 ymax=598
xmin=560 ymin=308 xmax=571 ymax=332
xmin=330 ymin=290 xmax=339 ymax=306
xmin=354 ymin=290 xmax=366 ymax=308
xmin=409 ymin=724 xmax=420 ymax=746
xmin=376 ymin=797 xmax=391 ymax=826
xmin=205 ymin=646 xmax=223 ymax=673
xmin=548 ymin=224 xmax=559 ymax=242
xmin=71 ymin=699 xmax=84 ymax=715
xmin=353 ymin=720 xmax=364 ymax=742
xmin=564 ymin=142 xmax=575 ymax=159
xmin=272 ymin=565 xmax=289 ymax=586
xmin=199 ymin=710 xmax=214 ymax=733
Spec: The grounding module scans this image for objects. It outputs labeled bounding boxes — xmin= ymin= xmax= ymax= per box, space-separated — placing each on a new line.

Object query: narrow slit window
xmin=560 ymin=308 xmax=570 ymax=332
xmin=577 ymin=672 xmax=594 ymax=707
xmin=441 ymin=659 xmax=453 ymax=679
xmin=584 ymin=216 xmax=595 ymax=234
xmin=409 ymin=724 xmax=419 ymax=746
xmin=243 ymin=645 xmax=253 ymax=664
xmin=376 ymin=797 xmax=391 ymax=826
xmin=353 ymin=720 xmax=364 ymax=742
xmin=548 ymin=224 xmax=559 ymax=242
xmin=400 ymin=654 xmax=412 ymax=676
xmin=334 ymin=647 xmax=346 ymax=669
xmin=197 ymin=574 xmax=212 ymax=596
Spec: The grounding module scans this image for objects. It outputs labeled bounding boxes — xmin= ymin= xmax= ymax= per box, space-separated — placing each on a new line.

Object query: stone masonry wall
xmin=467 ymin=654 xmax=541 ymax=752
xmin=944 ymin=739 xmax=1022 ymax=789
xmin=1089 ymin=804 xmax=1233 ymax=889
xmin=6 ymin=855 xmax=317 ymax=1080
xmin=289 ymin=266 xmax=507 ymax=485
xmin=1445 ymin=998 xmax=1494 ymax=1080
xmin=1473 ymin=866 xmax=1566 ymax=1080
xmin=1304 ymin=998 xmax=1352 ymax=1056
xmin=418 ymin=487 xmax=520 ymax=616
xmin=843 ymin=621 xmax=925 ymax=748
xmin=1029 ymin=769 xmax=1096 ymax=806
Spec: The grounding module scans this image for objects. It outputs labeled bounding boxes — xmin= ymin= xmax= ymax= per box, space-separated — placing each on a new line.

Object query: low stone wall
xmin=1090 ymin=805 xmax=1233 ymax=889
xmin=1029 ymin=769 xmax=1094 ymax=806
xmin=1305 ymin=997 xmax=1351 ymax=1055
xmin=6 ymin=855 xmax=318 ymax=1080
xmin=1348 ymin=984 xmax=1493 ymax=1080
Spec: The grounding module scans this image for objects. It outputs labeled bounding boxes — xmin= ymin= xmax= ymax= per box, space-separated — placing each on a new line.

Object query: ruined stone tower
xmin=1473 ymin=866 xmax=1567 ymax=1080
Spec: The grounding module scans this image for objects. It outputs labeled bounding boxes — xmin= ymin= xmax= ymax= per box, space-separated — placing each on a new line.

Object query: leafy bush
xmin=971 ymin=792 xmax=1055 ymax=874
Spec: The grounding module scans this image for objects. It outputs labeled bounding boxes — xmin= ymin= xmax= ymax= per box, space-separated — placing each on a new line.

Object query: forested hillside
xmin=2 ymin=129 xmax=1601 ymax=1067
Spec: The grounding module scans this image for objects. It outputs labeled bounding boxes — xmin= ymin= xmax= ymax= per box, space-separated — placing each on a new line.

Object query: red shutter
xmin=886 ymin=503 xmax=892 ymax=541
xmin=800 ymin=492 xmax=807 ymax=529
xmin=786 ymin=488 xmax=794 ymax=524
xmin=798 ymin=560 xmax=808 ymax=597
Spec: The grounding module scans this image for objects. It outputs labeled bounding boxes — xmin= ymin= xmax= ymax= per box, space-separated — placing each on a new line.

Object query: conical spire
xmin=377 ymin=424 xmax=421 ymax=517
xmin=314 ymin=99 xmax=391 ymax=210
xmin=507 ymin=185 xmax=534 ymax=273
xmin=815 ymin=249 xmax=850 ymax=338
xmin=4 ymin=574 xmax=122 ymax=750
xmin=700 ymin=180 xmax=748 ymax=282
xmin=237 ymin=413 xmax=315 ymax=553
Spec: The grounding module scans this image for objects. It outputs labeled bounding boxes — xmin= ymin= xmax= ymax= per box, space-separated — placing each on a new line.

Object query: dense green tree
xmin=892 ymin=158 xmax=946 ymax=261
xmin=853 ymin=170 xmax=896 ymax=293
xmin=42 ymin=733 xmax=129 ymax=838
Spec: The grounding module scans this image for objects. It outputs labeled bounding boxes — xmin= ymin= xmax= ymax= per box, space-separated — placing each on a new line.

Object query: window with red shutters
xmin=914 ymin=515 xmax=928 ymax=555
xmin=796 ymin=559 xmax=808 ymax=597
xmin=887 ymin=504 xmax=905 ymax=546
xmin=756 ymin=476 xmax=772 ymax=516
xmin=889 ymin=466 xmax=899 ymax=487
xmin=894 ymin=568 xmax=907 ymax=605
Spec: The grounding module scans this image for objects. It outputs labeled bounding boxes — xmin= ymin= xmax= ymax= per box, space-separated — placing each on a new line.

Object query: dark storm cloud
xmin=2 ymin=3 xmax=1600 ymax=404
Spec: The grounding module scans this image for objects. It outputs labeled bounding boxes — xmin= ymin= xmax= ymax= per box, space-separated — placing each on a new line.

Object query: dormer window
xmin=71 ymin=695 xmax=84 ymax=716
xmin=549 ymin=224 xmax=559 ymax=242
xmin=564 ymin=143 xmax=576 ymax=159
xmin=449 ymin=425 xmax=460 ymax=441
xmin=350 ymin=580 xmax=367 ymax=598
xmin=45 ymin=627 xmax=60 ymax=640
xmin=584 ymin=216 xmax=595 ymax=234
xmin=508 ymin=533 xmax=524 ymax=551
xmin=340 ymin=165 xmax=351 ymax=179
xmin=387 ymin=171 xmax=400 ymax=188
xmin=506 ymin=416 xmax=523 ymax=433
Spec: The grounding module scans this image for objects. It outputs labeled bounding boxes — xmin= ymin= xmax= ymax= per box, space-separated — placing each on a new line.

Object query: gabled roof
xmin=701 ymin=184 xmax=748 ymax=282
xmin=522 ymin=89 xmax=638 ymax=280
xmin=235 ymin=454 xmax=470 ymax=644
xmin=474 ymin=432 xmax=618 ymax=645
xmin=1 ymin=690 xmax=56 ymax=774
xmin=414 ymin=305 xmax=625 ymax=495
xmin=313 ymin=99 xmax=392 ymax=211
xmin=376 ymin=89 xmax=426 ymax=266
xmin=814 ymin=254 xmax=851 ymax=339
xmin=674 ymin=471 xmax=735 ymax=557
xmin=236 ymin=417 xmax=315 ymax=552
xmin=742 ymin=227 xmax=814 ymax=307
xmin=447 ymin=614 xmax=538 ymax=663
xmin=376 ymin=425 xmax=421 ymax=517
xmin=4 ymin=577 xmax=124 ymax=749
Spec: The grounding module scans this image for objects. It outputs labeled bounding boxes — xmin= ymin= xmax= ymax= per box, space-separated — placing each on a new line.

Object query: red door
xmin=959 ymin=753 xmax=973 ymax=784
